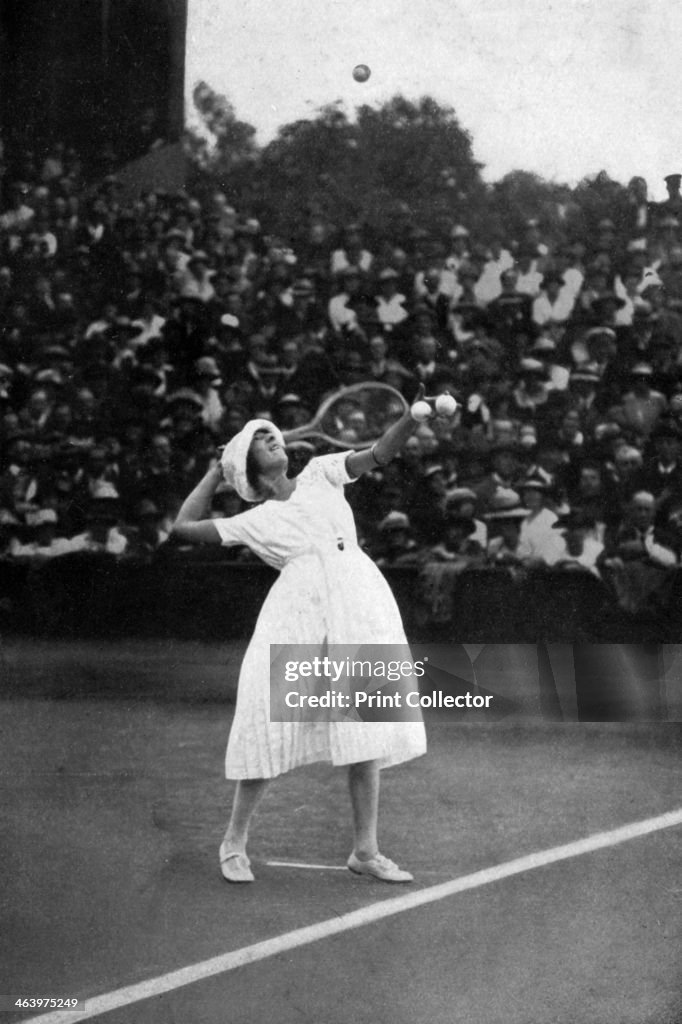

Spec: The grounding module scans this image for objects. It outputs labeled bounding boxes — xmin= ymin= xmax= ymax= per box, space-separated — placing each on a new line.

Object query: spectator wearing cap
xmin=532 ymin=270 xmax=575 ymax=328
xmin=486 ymin=269 xmax=534 ymax=371
xmin=178 ymin=251 xmax=215 ymax=303
xmin=474 ymin=441 xmax=522 ymax=510
xmin=606 ymin=443 xmax=644 ymax=505
xmin=517 ymin=478 xmax=562 ymax=566
xmin=123 ymin=499 xmax=168 ymax=559
xmin=568 ymin=460 xmax=617 ymax=541
xmin=601 ymin=490 xmax=677 ymax=572
xmin=414 ymin=266 xmax=452 ymax=335
xmin=9 ymin=507 xmax=72 ymax=560
xmin=426 ymin=509 xmax=484 ymax=565
xmin=330 ymin=223 xmax=373 ymax=277
xmin=642 ymin=420 xmax=682 ymax=500
xmin=445 ymin=487 xmax=487 ymax=549
xmin=64 ymin=488 xmax=128 ymax=555
xmin=515 ymin=248 xmax=543 ymax=298
xmin=193 ymin=356 xmax=224 ymax=433
xmin=611 ymin=363 xmax=667 ymax=439
xmin=549 ymin=510 xmax=604 ymax=576
xmin=274 ymin=278 xmax=326 ymax=340
xmin=366 ymin=334 xmax=412 ymax=389
xmin=409 ymin=325 xmax=450 ymax=387
xmin=567 ymin=364 xmax=604 ymax=435
xmin=328 ymin=267 xmax=363 ymax=336
xmin=376 ymin=268 xmax=409 ymax=332
xmin=484 ymin=488 xmax=529 ymax=566
xmin=374 ymin=511 xmax=422 ymax=568
xmin=532 ymin=335 xmax=570 ymax=392
xmin=509 ymin=358 xmax=560 ymax=428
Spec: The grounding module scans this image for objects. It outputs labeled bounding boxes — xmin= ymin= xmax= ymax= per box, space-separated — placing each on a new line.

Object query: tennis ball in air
xmin=410 ymin=400 xmax=432 ymax=422
xmin=435 ymin=393 xmax=458 ymax=416
xmin=353 ymin=64 xmax=371 ymax=82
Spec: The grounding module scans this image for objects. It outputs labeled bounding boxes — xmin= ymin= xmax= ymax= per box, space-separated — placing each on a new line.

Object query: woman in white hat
xmin=172 ymin=403 xmax=427 ymax=884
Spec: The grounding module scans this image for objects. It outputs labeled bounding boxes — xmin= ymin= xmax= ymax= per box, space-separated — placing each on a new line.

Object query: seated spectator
xmin=549 ymin=510 xmax=603 ymax=575
xmin=9 ymin=507 xmax=72 ymax=560
xmin=610 ymin=362 xmax=667 ymax=440
xmin=193 ymin=356 xmax=224 ymax=433
xmin=62 ymin=489 xmax=128 ymax=556
xmin=373 ymin=511 xmax=422 ymax=568
xmin=328 ymin=266 xmax=363 ymax=336
xmin=445 ymin=486 xmax=487 ymax=549
xmin=641 ymin=420 xmax=682 ymax=500
xmin=123 ymin=500 xmax=168 ymax=559
xmin=474 ymin=441 xmax=522 ymax=510
xmin=517 ymin=478 xmax=562 ymax=565
xmin=375 ymin=268 xmax=409 ymax=332
xmin=601 ymin=491 xmax=677 ymax=570
xmin=330 ymin=223 xmax=373 ymax=277
xmin=532 ymin=270 xmax=575 ymax=327
xmin=531 ymin=335 xmax=570 ymax=392
xmin=426 ymin=510 xmax=484 ymax=564
xmin=484 ymin=488 xmax=529 ymax=567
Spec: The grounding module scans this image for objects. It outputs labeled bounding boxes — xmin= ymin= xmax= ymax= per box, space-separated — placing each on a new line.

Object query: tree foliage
xmin=185 ymin=85 xmax=636 ymax=250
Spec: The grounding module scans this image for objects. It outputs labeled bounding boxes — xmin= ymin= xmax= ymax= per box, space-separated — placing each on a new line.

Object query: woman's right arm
xmin=171 ymin=464 xmax=224 ymax=545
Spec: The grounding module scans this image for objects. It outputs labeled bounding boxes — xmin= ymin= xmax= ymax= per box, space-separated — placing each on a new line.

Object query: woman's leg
xmin=348 ymin=759 xmax=380 ymax=859
xmin=222 ymin=778 xmax=270 ymax=853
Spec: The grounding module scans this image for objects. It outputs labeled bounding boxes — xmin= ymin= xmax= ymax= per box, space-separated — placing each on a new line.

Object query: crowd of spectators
xmin=2 ymin=139 xmax=682 ymax=615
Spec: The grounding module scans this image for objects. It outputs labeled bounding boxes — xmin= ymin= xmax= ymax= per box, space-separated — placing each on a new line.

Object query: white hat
xmin=220 ymin=419 xmax=285 ymax=502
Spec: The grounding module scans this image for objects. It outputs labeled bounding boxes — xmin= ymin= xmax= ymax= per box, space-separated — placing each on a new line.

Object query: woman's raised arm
xmin=346 ymin=384 xmax=425 ymax=478
xmin=171 ymin=464 xmax=224 ymax=545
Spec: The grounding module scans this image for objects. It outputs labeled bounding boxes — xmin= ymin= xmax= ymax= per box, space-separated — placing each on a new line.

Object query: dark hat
xmin=552 ymin=509 xmax=596 ymax=531
xmin=664 ymin=174 xmax=682 ymax=184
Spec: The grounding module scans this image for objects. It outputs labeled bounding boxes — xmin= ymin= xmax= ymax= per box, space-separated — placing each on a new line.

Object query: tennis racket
xmin=282 ymin=382 xmax=409 ymax=449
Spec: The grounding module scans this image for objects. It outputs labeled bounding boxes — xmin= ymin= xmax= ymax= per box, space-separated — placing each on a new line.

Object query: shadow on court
xmin=1 ymin=640 xmax=680 ymax=1023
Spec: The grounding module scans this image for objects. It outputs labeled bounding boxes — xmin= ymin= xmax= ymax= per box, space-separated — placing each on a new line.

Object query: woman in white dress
xmin=172 ymin=402 xmax=427 ymax=884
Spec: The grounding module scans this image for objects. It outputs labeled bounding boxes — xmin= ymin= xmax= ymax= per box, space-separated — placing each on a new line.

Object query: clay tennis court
xmin=1 ymin=640 xmax=680 ymax=1024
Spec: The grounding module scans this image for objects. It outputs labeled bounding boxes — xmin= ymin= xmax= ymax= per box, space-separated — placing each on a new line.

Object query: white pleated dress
xmin=213 ymin=453 xmax=427 ymax=779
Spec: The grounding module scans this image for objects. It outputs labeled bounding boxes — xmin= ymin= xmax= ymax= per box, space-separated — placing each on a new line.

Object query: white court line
xmin=22 ymin=808 xmax=682 ymax=1024
xmin=266 ymin=860 xmax=347 ymax=870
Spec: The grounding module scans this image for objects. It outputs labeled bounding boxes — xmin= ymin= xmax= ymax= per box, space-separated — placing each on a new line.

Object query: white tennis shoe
xmin=347 ymin=851 xmax=413 ymax=883
xmin=219 ymin=842 xmax=254 ymax=883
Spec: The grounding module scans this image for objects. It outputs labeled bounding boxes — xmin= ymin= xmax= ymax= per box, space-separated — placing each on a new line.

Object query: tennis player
xmin=172 ymin=393 xmax=428 ymax=883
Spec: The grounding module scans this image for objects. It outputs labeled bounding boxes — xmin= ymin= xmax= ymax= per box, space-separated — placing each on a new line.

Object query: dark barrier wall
xmin=2 ymin=553 xmax=681 ymax=643
xmin=0 ymin=0 xmax=187 ymax=157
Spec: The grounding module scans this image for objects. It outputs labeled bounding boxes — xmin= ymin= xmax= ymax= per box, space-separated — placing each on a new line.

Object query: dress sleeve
xmin=309 ymin=452 xmax=356 ymax=488
xmin=211 ymin=509 xmax=266 ymax=548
